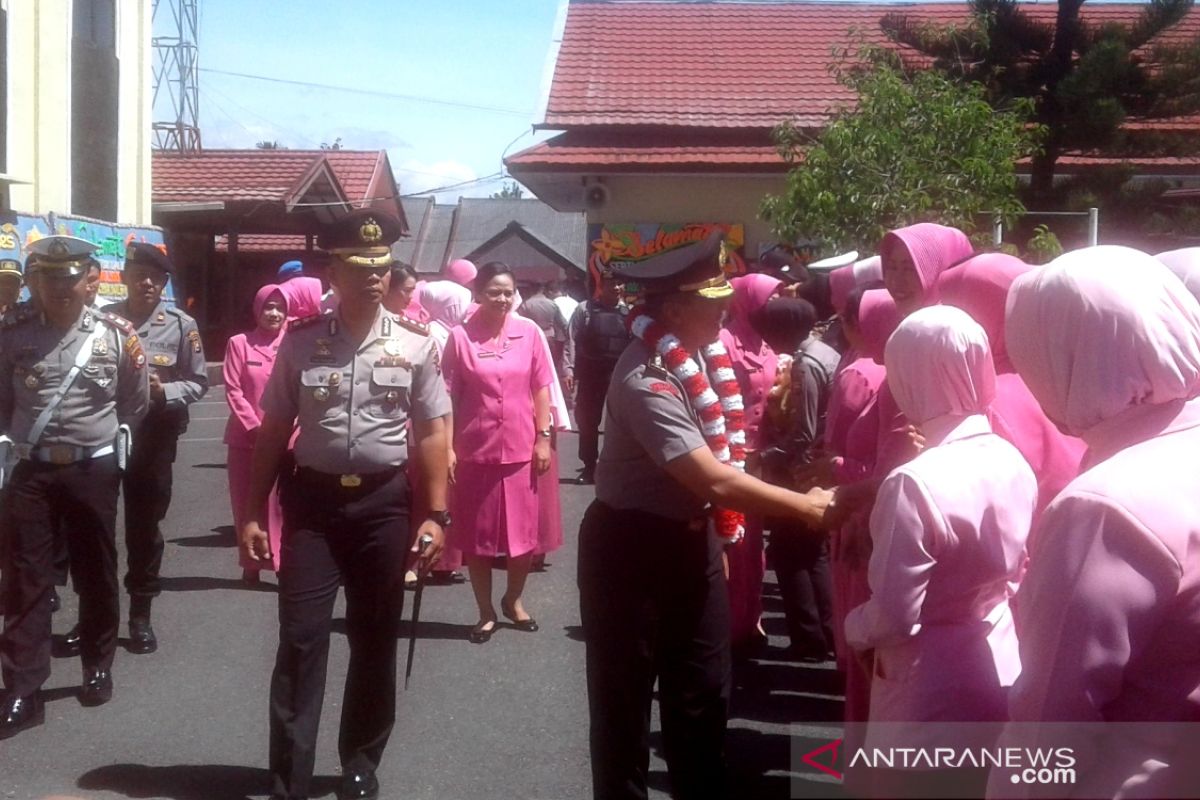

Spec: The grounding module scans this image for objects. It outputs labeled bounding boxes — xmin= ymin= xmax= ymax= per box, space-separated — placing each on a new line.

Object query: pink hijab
xmin=727 ymin=273 xmax=784 ymax=348
xmin=885 ymin=305 xmax=995 ymax=425
xmin=829 ymin=255 xmax=883 ymax=316
xmin=278 ymin=276 xmax=323 ymax=321
xmin=939 ymin=251 xmax=1085 ymax=516
xmin=856 ymin=289 xmax=903 ymax=364
xmin=445 ymin=258 xmax=478 ymax=288
xmin=1007 ymin=245 xmax=1200 ymax=439
xmin=1157 ymin=247 xmax=1200 ymax=302
xmin=249 ymin=284 xmax=287 ymax=346
xmin=881 ymin=223 xmax=974 ymax=307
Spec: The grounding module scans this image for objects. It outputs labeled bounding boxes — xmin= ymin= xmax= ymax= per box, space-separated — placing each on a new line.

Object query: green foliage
xmin=255 ymin=140 xmax=284 ymax=149
xmin=1026 ymin=224 xmax=1064 ymax=263
xmin=491 ymin=181 xmax=525 ymax=200
xmin=760 ymin=56 xmax=1042 ymax=252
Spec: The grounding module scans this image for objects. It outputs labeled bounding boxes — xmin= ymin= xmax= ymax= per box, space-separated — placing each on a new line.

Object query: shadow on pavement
xmin=171 ymin=526 xmax=236 ymax=548
xmin=563 ymin=624 xmax=585 ymax=642
xmin=77 ymin=763 xmax=337 ymax=800
xmin=158 ymin=576 xmax=277 ymax=593
xmin=330 ymin=617 xmax=474 ymax=642
xmin=190 ymin=463 xmax=229 ymax=470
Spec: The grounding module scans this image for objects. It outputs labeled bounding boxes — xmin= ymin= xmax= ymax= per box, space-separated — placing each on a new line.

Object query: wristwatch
xmin=427 ymin=509 xmax=452 ymax=528
xmin=537 ymin=428 xmax=553 ymax=438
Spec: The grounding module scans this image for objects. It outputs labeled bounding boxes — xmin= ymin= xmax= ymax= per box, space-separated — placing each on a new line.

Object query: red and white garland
xmin=629 ymin=307 xmax=748 ymax=544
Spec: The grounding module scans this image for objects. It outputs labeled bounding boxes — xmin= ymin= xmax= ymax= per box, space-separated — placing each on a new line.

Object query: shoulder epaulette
xmin=644 ymin=351 xmax=670 ymax=378
xmin=288 ymin=312 xmax=326 ymax=332
xmin=396 ymin=315 xmax=430 ymax=337
xmin=97 ymin=310 xmax=137 ymax=335
xmin=164 ymin=304 xmax=197 ymax=323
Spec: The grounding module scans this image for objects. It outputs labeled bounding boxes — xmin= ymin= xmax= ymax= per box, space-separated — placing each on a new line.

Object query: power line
xmin=400 ymin=172 xmax=507 ymax=198
xmin=200 ymin=67 xmax=535 ymax=118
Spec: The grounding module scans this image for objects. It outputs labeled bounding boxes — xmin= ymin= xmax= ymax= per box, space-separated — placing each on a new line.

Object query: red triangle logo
xmin=801 ymin=738 xmax=843 ymax=780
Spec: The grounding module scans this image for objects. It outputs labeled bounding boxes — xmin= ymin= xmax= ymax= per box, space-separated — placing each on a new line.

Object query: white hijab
xmin=1157 ymin=247 xmax=1200 ymax=304
xmin=418 ymin=280 xmax=473 ymax=348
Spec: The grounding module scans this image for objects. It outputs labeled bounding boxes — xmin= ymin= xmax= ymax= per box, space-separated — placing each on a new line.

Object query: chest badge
xmin=92 ymin=338 xmax=109 ymax=356
xmin=315 ymin=339 xmax=332 ymax=357
xmin=384 ymin=339 xmax=403 ymax=357
xmin=152 ymin=354 xmax=171 ymax=366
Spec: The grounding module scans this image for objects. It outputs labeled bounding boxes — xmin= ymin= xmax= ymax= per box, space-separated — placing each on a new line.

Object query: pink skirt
xmin=726 ymin=514 xmax=766 ymax=647
xmin=831 ymin=512 xmax=873 ymax=726
xmin=450 ymin=460 xmax=544 ymax=558
xmin=227 ymin=445 xmax=282 ymax=572
xmin=535 ymin=445 xmax=564 ymax=555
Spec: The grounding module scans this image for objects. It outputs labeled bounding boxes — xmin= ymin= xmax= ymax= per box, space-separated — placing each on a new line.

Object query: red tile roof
xmin=152 ymin=149 xmax=392 ymax=204
xmin=214 ymin=234 xmax=317 ymax=253
xmin=543 ymin=1 xmax=1200 ymax=130
xmin=507 ymin=130 xmax=787 ymax=171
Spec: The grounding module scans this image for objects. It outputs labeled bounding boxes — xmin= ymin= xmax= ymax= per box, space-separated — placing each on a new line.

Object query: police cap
xmin=125 ymin=241 xmax=174 ymax=275
xmin=0 ymin=258 xmax=21 ymax=281
xmin=318 ymin=208 xmax=402 ymax=268
xmin=25 ymin=235 xmax=99 ymax=277
xmin=613 ymin=230 xmax=734 ymax=299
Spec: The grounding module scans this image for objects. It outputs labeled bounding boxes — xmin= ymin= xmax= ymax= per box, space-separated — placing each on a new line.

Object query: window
xmin=74 ymin=0 xmax=115 ymax=49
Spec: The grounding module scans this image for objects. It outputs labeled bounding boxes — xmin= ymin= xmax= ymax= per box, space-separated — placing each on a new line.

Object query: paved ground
xmin=0 ymin=386 xmax=845 ymax=800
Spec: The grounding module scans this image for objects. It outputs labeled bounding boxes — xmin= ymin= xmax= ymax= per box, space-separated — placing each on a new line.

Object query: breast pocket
xmin=299 ymin=367 xmax=346 ymax=416
xmin=365 ymin=366 xmax=411 ymax=419
xmin=80 ymin=358 xmax=119 ymax=400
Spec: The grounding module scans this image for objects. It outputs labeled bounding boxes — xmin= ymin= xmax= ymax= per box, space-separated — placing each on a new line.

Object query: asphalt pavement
xmin=0 ymin=385 xmax=845 ymax=800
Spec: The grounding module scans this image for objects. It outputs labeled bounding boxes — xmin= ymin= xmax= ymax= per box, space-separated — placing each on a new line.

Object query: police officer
xmin=239 ymin=209 xmax=451 ymax=800
xmin=0 ymin=236 xmax=148 ymax=739
xmin=106 ymin=242 xmax=208 ymax=653
xmin=577 ymin=232 xmax=832 ymax=800
xmin=564 ymin=267 xmax=630 ymax=484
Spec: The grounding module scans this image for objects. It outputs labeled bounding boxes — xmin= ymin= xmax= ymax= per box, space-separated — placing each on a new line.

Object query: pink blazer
xmin=223 ymin=331 xmax=281 ymax=448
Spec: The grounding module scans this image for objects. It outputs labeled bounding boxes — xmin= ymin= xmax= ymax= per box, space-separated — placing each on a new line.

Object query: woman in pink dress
xmin=938 ymin=253 xmax=1086 ymax=521
xmin=880 ymin=222 xmax=974 ymax=317
xmin=441 ymin=262 xmax=557 ymax=643
xmin=847 ymin=305 xmax=1036 ymax=795
xmin=223 ymin=284 xmax=287 ymax=581
xmin=719 ymin=272 xmax=785 ymax=649
xmin=991 ymin=246 xmax=1200 ymax=798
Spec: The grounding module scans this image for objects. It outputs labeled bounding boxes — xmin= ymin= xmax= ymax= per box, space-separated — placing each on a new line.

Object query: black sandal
xmin=469 ymin=620 xmax=496 ymax=644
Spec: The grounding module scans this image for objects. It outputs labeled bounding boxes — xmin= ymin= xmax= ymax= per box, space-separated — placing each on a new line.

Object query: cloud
xmin=392 ymin=157 xmax=506 ymax=203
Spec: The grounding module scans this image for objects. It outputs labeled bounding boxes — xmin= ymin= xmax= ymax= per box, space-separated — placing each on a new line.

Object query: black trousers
xmin=269 ymin=466 xmax=410 ymax=800
xmin=575 ymin=365 xmax=615 ymax=471
xmin=1 ymin=456 xmax=121 ymax=698
xmin=578 ymin=501 xmax=731 ymax=800
xmin=122 ymin=411 xmax=183 ymax=601
xmin=767 ymin=526 xmax=834 ymax=656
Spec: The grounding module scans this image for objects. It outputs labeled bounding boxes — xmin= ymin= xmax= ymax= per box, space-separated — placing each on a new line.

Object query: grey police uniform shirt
xmin=107 ymin=298 xmax=208 ymax=410
xmin=594 ymin=338 xmax=710 ymax=521
xmin=0 ymin=305 xmax=150 ymax=448
xmin=261 ymin=305 xmax=452 ymax=475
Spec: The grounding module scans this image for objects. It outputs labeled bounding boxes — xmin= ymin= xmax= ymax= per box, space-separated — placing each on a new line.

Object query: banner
xmin=0 ymin=210 xmax=173 ymax=307
xmin=587 ymin=222 xmax=746 ymax=300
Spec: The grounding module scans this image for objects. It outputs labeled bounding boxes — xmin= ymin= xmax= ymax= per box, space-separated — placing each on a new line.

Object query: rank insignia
xmin=315 ymin=339 xmax=332 ymax=357
xmin=155 ymin=312 xmax=166 ymax=324
xmin=152 ymin=354 xmax=171 ymax=366
xmin=125 ymin=335 xmax=146 ymax=369
xmin=187 ymin=330 xmax=202 ymax=353
xmin=92 ymin=338 xmax=109 ymax=356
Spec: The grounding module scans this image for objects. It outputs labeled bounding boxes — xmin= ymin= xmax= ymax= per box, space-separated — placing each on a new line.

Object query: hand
xmin=533 ymin=437 xmax=552 ymax=475
xmin=148 ymin=373 xmax=166 ymax=403
xmin=565 ymin=374 xmax=575 ymax=395
xmin=904 ymin=424 xmax=926 ymax=456
xmin=447 ymin=448 xmax=458 ymax=486
xmin=239 ymin=520 xmax=272 ymax=564
xmin=825 ymin=481 xmax=876 ymax=529
xmin=801 ymin=486 xmax=835 ymax=528
xmin=411 ymin=520 xmax=445 ymax=576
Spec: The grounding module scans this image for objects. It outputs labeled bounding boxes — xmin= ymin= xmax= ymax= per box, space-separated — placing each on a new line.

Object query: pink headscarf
xmin=881 ymin=223 xmax=974 ymax=307
xmin=829 ymin=255 xmax=883 ymax=316
xmin=856 ymin=289 xmax=903 ymax=364
xmin=250 ymin=283 xmax=287 ymax=344
xmin=727 ymin=273 xmax=784 ymax=349
xmin=406 ymin=279 xmax=428 ymax=322
xmin=1157 ymin=247 xmax=1200 ymax=302
xmin=419 ymin=280 xmax=473 ymax=348
xmin=1007 ymin=245 xmax=1200 ymax=438
xmin=937 ymin=252 xmax=1031 ymax=373
xmin=885 ymin=305 xmax=996 ymax=425
xmin=278 ymin=276 xmax=323 ymax=321
xmin=445 ymin=258 xmax=478 ymax=288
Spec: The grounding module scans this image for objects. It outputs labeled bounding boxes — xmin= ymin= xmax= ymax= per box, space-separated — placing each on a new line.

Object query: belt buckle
xmin=48 ymin=445 xmax=74 ymax=465
xmin=339 ymin=474 xmax=362 ymax=488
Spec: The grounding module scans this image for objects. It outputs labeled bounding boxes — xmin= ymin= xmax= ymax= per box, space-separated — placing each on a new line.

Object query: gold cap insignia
xmin=49 ymin=239 xmax=70 ymax=258
xmin=360 ymin=218 xmax=383 ymax=244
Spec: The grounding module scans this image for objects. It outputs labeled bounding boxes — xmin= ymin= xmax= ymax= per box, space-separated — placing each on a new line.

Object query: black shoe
xmin=79 ymin=668 xmax=113 ymax=707
xmin=501 ymin=597 xmax=539 ymax=633
xmin=58 ymin=623 xmax=82 ymax=657
xmin=428 ymin=570 xmax=466 ymax=585
xmin=128 ymin=617 xmax=157 ymax=654
xmin=574 ymin=468 xmax=595 ymax=486
xmin=338 ymin=769 xmax=379 ymax=800
xmin=0 ymin=693 xmax=44 ymax=740
xmin=468 ymin=620 xmax=496 ymax=644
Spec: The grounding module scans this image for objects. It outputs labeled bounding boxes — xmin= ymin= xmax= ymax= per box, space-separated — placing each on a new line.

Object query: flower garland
xmin=628 ymin=307 xmax=748 ymax=544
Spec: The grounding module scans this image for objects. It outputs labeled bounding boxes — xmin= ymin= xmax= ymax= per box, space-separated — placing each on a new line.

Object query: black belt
xmin=293 ymin=465 xmax=405 ymax=492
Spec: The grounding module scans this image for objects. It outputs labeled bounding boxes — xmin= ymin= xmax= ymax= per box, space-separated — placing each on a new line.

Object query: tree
xmin=255 ymin=140 xmax=284 ymax=149
xmin=761 ymin=54 xmax=1042 ymax=253
xmin=320 ymin=137 xmax=343 ymax=151
xmin=880 ymin=0 xmax=1200 ymax=198
xmin=491 ymin=181 xmax=525 ymax=199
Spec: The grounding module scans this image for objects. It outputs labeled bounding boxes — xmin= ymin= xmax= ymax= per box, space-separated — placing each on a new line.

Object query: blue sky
xmin=177 ymin=0 xmax=563 ymax=201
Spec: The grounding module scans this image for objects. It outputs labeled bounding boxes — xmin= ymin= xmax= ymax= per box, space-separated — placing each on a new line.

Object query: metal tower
xmin=151 ymin=0 xmax=201 ymax=151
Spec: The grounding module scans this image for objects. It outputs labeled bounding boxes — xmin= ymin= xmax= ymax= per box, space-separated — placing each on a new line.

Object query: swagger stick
xmin=404 ymin=534 xmax=434 ymax=690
